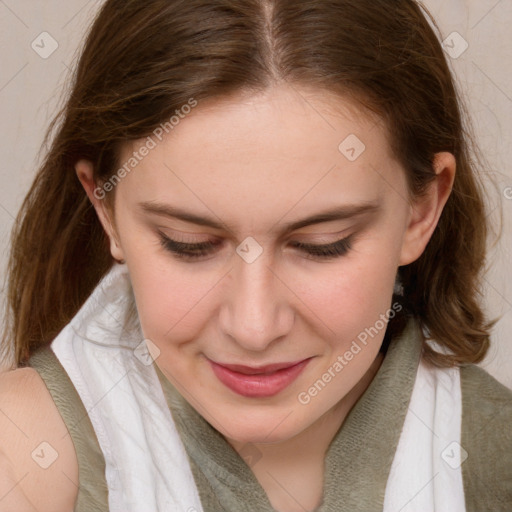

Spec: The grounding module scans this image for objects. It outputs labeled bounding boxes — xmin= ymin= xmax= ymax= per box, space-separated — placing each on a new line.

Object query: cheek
xmin=118 ymin=237 xmax=215 ymax=344
xmin=289 ymin=248 xmax=400 ymax=412
xmin=289 ymin=246 xmax=400 ymax=343
xmin=128 ymin=262 xmax=219 ymax=343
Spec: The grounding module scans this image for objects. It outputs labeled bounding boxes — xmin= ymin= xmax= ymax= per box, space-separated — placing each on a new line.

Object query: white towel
xmin=51 ymin=262 xmax=204 ymax=512
xmin=50 ymin=262 xmax=465 ymax=511
xmin=384 ymin=355 xmax=466 ymax=511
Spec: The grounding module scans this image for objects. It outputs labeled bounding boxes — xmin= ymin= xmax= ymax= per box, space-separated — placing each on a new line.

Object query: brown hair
xmin=2 ymin=0 xmax=500 ymax=368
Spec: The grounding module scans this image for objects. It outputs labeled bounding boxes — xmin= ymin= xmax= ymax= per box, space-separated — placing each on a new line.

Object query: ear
xmin=399 ymin=152 xmax=456 ymax=266
xmin=75 ymin=160 xmax=125 ymax=262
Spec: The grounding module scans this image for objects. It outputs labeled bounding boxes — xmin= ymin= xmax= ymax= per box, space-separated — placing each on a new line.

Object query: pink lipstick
xmin=209 ymin=358 xmax=311 ymax=398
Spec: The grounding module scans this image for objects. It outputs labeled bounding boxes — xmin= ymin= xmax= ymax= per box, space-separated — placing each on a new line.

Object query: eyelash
xmin=158 ymin=232 xmax=353 ymax=261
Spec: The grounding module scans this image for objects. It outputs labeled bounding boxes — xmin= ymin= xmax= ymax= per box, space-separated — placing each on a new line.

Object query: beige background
xmin=0 ymin=1 xmax=511 ymax=387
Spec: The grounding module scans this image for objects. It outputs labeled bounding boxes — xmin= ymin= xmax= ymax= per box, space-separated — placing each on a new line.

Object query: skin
xmin=75 ymin=84 xmax=455 ymax=512
xmin=0 ymin=369 xmax=79 ymax=512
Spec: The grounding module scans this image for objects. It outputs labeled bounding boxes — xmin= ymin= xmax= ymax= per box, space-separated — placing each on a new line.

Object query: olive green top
xmin=28 ymin=316 xmax=512 ymax=511
xmin=28 ymin=347 xmax=109 ymax=512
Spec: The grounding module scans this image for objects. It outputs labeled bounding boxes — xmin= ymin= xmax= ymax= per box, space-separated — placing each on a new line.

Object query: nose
xmin=218 ymin=249 xmax=294 ymax=353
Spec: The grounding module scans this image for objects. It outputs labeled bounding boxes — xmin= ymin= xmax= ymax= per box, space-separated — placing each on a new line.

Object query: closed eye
xmin=289 ymin=237 xmax=352 ymax=259
xmin=158 ymin=232 xmax=354 ymax=261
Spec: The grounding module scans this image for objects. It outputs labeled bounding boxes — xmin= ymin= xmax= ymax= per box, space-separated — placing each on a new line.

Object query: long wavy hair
xmin=1 ymin=0 xmax=500 ymax=368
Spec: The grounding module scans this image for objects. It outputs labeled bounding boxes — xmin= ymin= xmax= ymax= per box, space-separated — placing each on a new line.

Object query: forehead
xmin=117 ymin=85 xmax=404 ymax=231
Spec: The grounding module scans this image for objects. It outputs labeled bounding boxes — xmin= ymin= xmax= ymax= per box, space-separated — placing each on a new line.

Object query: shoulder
xmin=460 ymin=363 xmax=512 ymax=423
xmin=461 ymin=362 xmax=512 ymax=398
xmin=459 ymin=364 xmax=512 ymax=510
xmin=0 ymin=367 xmax=78 ymax=511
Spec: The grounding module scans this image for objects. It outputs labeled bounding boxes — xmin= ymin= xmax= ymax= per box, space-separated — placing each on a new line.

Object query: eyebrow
xmin=138 ymin=200 xmax=381 ymax=234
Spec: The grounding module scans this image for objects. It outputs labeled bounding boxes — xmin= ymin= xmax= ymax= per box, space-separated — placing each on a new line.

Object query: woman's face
xmin=82 ymin=84 xmax=451 ymax=445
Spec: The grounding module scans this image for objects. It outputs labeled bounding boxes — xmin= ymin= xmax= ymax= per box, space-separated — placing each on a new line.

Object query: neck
xmin=225 ymin=352 xmax=385 ymax=511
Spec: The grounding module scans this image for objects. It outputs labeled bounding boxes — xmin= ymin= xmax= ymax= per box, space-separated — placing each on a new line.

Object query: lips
xmin=208 ymin=357 xmax=312 ymax=398
xmin=216 ymin=360 xmax=307 ymax=375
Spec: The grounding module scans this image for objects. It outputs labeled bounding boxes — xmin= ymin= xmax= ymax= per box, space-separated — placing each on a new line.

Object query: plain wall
xmin=0 ymin=0 xmax=511 ymax=387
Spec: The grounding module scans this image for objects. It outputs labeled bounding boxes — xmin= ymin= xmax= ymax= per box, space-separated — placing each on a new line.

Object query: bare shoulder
xmin=0 ymin=367 xmax=78 ymax=512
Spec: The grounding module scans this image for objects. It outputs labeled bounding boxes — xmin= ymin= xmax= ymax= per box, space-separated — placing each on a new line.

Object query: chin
xmin=214 ymin=408 xmax=308 ymax=446
xmin=224 ymin=427 xmax=296 ymax=447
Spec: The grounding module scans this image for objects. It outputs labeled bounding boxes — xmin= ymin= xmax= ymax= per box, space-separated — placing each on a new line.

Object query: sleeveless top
xmin=27 ymin=262 xmax=512 ymax=511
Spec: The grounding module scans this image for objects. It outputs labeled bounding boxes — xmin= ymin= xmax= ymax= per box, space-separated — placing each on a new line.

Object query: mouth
xmin=208 ymin=358 xmax=313 ymax=398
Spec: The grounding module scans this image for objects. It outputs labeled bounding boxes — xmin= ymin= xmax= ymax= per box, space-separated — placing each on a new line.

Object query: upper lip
xmin=210 ymin=358 xmax=310 ymax=375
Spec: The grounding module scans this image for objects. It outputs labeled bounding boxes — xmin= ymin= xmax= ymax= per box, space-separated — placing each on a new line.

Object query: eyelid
xmin=157 ymin=228 xmax=217 ymax=243
xmin=292 ymin=238 xmax=347 ymax=249
xmin=288 ymin=230 xmax=351 ymax=245
xmin=159 ymin=226 xmax=351 ymax=244
xmin=158 ymin=230 xmax=355 ymax=262
xmin=159 ymin=234 xmax=220 ymax=250
xmin=158 ymin=230 xmax=352 ymax=248
xmin=290 ymin=234 xmax=353 ymax=255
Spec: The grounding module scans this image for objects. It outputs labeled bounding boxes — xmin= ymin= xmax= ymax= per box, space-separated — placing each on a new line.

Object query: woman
xmin=1 ymin=0 xmax=511 ymax=511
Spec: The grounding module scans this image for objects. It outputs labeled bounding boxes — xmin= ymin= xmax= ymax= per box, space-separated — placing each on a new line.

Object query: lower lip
xmin=209 ymin=359 xmax=311 ymax=398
